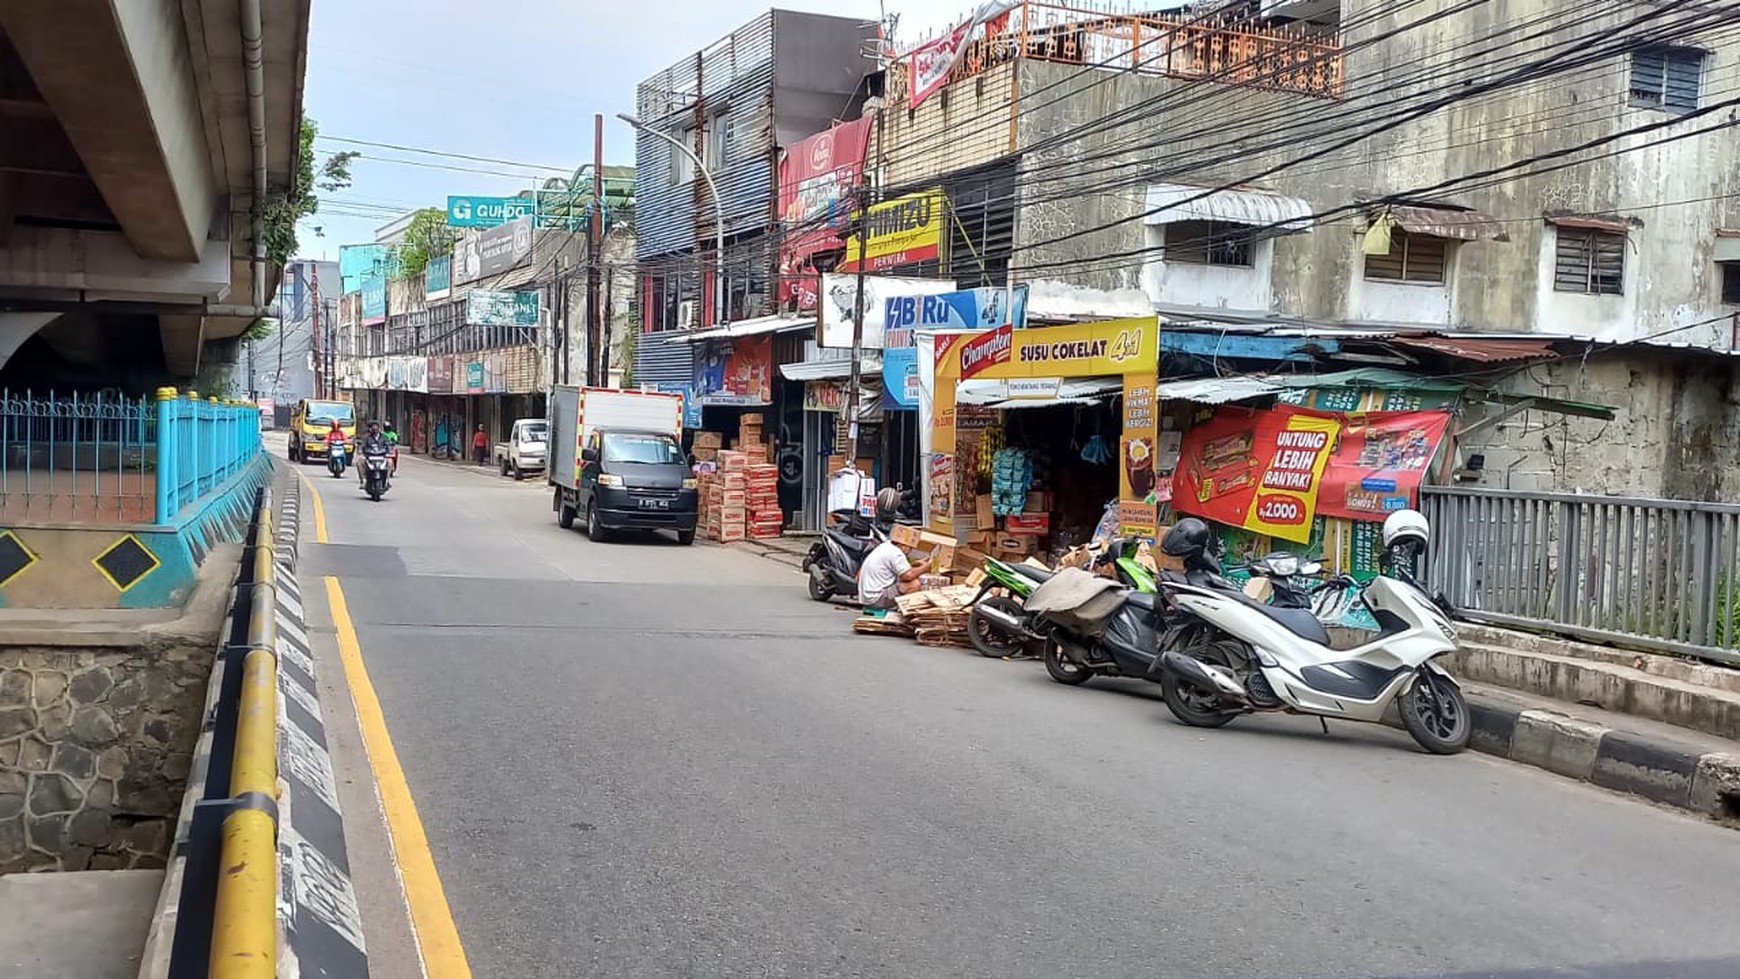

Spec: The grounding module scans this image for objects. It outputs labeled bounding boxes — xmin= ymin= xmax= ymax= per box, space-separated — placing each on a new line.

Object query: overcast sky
xmin=296 ymin=0 xmax=966 ymax=259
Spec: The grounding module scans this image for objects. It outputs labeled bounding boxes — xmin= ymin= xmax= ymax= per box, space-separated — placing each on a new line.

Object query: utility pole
xmin=587 ymin=114 xmax=604 ymax=386
xmin=311 ymin=263 xmax=324 ymax=399
xmin=844 ymin=181 xmax=871 ymax=464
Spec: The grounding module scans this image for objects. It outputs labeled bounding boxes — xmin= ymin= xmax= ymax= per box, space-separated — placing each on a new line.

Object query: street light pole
xmin=618 ymin=113 xmax=727 ymax=331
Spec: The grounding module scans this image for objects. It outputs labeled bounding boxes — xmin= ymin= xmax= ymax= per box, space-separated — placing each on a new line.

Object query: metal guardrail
xmin=1422 ymin=486 xmax=1740 ymax=667
xmin=163 ymin=489 xmax=279 ymax=978
xmin=0 ymin=387 xmax=263 ymax=526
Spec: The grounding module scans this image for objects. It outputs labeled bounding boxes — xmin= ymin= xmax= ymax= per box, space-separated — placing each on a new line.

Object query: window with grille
xmin=1553 ymin=227 xmax=1626 ymax=295
xmin=1630 ymin=46 xmax=1704 ymax=111
xmin=1364 ymin=231 xmax=1449 ymax=284
xmin=1722 ymin=264 xmax=1740 ymax=305
xmin=1166 ymin=221 xmax=1255 ymax=267
xmin=706 ymin=112 xmax=732 ymax=171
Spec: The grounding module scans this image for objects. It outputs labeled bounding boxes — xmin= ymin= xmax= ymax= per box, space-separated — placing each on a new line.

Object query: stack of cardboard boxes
xmin=890 ymin=524 xmax=960 ymax=580
xmin=746 ymin=463 xmax=783 ymax=538
xmin=735 ymin=413 xmax=773 ymax=464
xmin=967 ymin=490 xmax=1053 ymax=562
xmin=692 ymin=430 xmax=722 ymax=465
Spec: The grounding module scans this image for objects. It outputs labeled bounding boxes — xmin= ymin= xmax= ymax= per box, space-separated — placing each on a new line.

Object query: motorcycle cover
xmin=1025 ymin=567 xmax=1127 ymax=633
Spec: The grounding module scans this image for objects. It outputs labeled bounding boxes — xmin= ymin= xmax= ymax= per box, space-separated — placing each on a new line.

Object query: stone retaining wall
xmin=0 ymin=640 xmax=208 ymax=873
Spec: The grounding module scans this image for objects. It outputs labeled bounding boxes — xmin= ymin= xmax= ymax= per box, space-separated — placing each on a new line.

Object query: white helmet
xmin=1382 ymin=508 xmax=1430 ymax=549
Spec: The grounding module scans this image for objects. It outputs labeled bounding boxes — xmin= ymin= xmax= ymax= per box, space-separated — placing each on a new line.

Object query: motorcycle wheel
xmin=368 ymin=485 xmax=381 ymax=502
xmin=1399 ymin=670 xmax=1471 ymax=755
xmin=807 ymin=568 xmax=834 ymax=602
xmin=967 ymin=597 xmax=1026 ymax=659
xmin=1043 ymin=642 xmax=1093 ymax=686
xmin=1160 ymin=638 xmax=1242 ymax=728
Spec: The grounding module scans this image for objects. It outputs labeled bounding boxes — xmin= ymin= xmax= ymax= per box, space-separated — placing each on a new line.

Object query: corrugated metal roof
xmin=1152 ymin=375 xmax=1282 ymax=404
xmin=1386 ymin=205 xmax=1510 ymax=242
xmin=1145 ymin=183 xmax=1313 ymax=231
xmin=472 ymin=263 xmax=542 ymax=292
xmin=1546 ymin=215 xmax=1628 ymax=234
xmin=1388 ymin=335 xmax=1555 ymax=363
xmin=678 ymin=313 xmax=815 ymax=343
xmin=780 ymin=360 xmax=854 ymax=381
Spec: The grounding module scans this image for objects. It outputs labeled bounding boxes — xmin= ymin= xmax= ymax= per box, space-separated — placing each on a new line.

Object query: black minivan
xmin=575 ymin=427 xmax=699 ymax=544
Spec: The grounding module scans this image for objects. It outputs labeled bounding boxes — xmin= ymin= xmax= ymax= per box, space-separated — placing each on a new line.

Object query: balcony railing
xmin=890 ymin=0 xmax=1343 ymax=102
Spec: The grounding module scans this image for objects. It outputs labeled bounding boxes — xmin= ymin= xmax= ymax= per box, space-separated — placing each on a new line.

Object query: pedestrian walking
xmin=473 ymin=424 xmax=489 ymax=466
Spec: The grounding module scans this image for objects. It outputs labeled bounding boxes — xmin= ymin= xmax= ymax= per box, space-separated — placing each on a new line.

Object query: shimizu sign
xmin=841 ymin=189 xmax=946 ymax=272
xmin=927 ymin=316 xmax=1161 ymax=535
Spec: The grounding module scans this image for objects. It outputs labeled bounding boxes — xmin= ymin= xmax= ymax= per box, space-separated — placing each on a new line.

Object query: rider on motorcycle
xmin=356 ymin=420 xmax=392 ymax=488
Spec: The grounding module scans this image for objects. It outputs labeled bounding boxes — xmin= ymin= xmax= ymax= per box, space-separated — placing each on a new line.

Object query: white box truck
xmin=548 ymin=386 xmax=696 ymax=543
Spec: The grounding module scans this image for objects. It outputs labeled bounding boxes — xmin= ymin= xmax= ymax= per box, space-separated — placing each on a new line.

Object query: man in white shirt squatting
xmin=858 ymin=540 xmax=932 ymax=610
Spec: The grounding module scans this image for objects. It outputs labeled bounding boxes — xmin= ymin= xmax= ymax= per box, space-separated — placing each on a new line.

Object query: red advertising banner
xmin=1295 ymin=407 xmax=1452 ymax=522
xmin=1171 ymin=408 xmax=1341 ymax=543
xmin=777 ymin=118 xmax=873 ymax=309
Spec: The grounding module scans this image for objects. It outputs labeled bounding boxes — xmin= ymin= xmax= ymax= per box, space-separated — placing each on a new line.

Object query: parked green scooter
xmin=965 ymin=539 xmax=1154 ymax=658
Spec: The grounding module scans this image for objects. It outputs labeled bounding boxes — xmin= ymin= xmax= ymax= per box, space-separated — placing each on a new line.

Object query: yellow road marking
xmin=300 ymin=472 xmax=329 ymax=544
xmin=325 ymin=577 xmax=473 ymax=978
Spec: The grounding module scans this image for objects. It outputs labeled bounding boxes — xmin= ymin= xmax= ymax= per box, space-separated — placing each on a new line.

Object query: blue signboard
xmin=361 ymin=275 xmax=387 ymax=324
xmin=882 ymin=347 xmax=919 ymax=409
xmin=425 ymin=254 xmax=452 ymax=296
xmin=882 ymin=284 xmax=1029 ymax=332
xmin=447 ymin=195 xmax=535 ymax=228
xmin=654 ymin=383 xmax=704 ymax=429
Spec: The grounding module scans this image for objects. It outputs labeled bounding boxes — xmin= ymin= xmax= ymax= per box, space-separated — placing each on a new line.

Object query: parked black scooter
xmin=803 ymin=508 xmax=894 ymax=602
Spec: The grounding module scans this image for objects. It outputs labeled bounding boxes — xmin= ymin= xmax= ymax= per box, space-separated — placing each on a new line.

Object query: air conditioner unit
xmin=677 ymin=300 xmax=696 ymax=329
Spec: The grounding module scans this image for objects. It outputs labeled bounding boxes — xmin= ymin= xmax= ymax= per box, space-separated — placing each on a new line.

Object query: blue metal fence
xmin=0 ymin=387 xmax=262 ymax=525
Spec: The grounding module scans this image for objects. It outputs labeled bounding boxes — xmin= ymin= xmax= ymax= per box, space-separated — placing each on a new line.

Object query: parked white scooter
xmin=1153 ymin=509 xmax=1470 ymax=754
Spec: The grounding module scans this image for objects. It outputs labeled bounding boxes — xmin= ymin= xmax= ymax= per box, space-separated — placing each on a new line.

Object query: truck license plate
xmin=638 ymin=498 xmax=669 ymax=510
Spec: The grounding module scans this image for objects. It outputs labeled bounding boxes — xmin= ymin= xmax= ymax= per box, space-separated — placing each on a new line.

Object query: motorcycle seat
xmin=825 ymin=530 xmax=876 ymax=557
xmin=1008 ymin=564 xmax=1054 ymax=585
xmin=1122 ymin=590 xmax=1161 ymax=613
xmin=1228 ymin=590 xmax=1329 ymax=644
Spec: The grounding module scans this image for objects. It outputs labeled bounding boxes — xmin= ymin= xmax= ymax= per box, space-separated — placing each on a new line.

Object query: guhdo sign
xmin=447 ymin=195 xmax=535 ymax=228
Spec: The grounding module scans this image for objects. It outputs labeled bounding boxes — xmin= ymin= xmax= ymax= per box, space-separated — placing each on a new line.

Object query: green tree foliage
xmin=262 ymin=116 xmax=357 ymax=264
xmin=394 ymin=207 xmax=459 ymax=279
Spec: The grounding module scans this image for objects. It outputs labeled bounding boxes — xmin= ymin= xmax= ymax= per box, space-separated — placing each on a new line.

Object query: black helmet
xmin=1160 ymin=517 xmax=1212 ymax=558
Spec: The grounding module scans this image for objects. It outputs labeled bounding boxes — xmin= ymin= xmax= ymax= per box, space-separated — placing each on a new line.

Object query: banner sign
xmin=425 ymin=254 xmax=452 ymax=300
xmin=455 ymin=217 xmax=533 ymax=284
xmin=466 ymin=289 xmax=540 ymax=327
xmin=819 ymin=274 xmax=955 ymax=349
xmin=884 ymin=285 xmax=1029 ymax=333
xmin=361 ymin=275 xmax=387 ymax=325
xmin=465 ymin=360 xmax=485 ymax=394
xmin=1119 ymin=371 xmax=1160 ymax=538
xmin=778 ymin=118 xmax=874 ymax=309
xmin=908 ymin=1 xmax=1019 ymax=108
xmin=693 ymin=336 xmax=773 ymax=406
xmin=1304 ymin=408 xmax=1452 ymax=521
xmin=427 ymin=356 xmax=454 ymax=395
xmin=883 ymin=347 xmax=920 ymax=408
xmin=447 ymin=195 xmax=534 ymax=228
xmin=936 ymin=316 xmax=1156 ymax=380
xmin=841 ymin=189 xmax=946 ymax=273
xmin=1172 ymin=409 xmax=1341 ymax=543
xmin=651 ymin=383 xmax=703 ymax=429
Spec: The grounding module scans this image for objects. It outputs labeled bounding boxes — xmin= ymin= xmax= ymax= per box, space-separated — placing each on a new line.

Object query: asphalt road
xmin=298 ymin=449 xmax=1740 ymax=979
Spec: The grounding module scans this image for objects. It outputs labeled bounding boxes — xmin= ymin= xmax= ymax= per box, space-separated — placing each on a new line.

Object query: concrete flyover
xmin=0 ymin=0 xmax=310 ymax=381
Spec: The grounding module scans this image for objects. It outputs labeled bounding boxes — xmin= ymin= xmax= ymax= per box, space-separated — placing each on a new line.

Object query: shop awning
xmin=1387 ymin=335 xmax=1555 ymax=363
xmin=1145 ymin=183 xmax=1313 ymax=231
xmin=1152 ymin=375 xmax=1283 ymax=404
xmin=1382 ymin=205 xmax=1509 ymax=242
xmin=677 ymin=313 xmax=816 ymax=343
xmin=781 ymin=359 xmax=856 ymax=381
xmin=957 ymin=376 xmax=1123 ymax=409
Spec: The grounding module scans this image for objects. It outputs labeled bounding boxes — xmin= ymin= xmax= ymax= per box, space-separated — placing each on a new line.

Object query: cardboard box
xmin=738 ymin=412 xmax=763 ymax=425
xmin=693 ymin=431 xmax=723 ymax=450
xmin=967 ymin=530 xmax=995 ymax=551
xmin=953 ymin=546 xmax=990 ymax=573
xmin=1004 ymin=512 xmax=1051 ymax=536
xmin=692 ymin=446 xmax=718 ymax=462
xmin=721 ymin=472 xmax=747 ymax=489
xmin=719 ymin=523 xmax=746 ymax=542
xmin=718 ymin=490 xmax=747 ymax=508
xmin=717 ymin=450 xmax=749 ymax=471
xmin=890 ymin=523 xmax=925 ymax=548
xmin=975 ymin=495 xmax=996 ymax=529
xmin=993 ymin=534 xmax=1037 ymax=556
xmin=1025 ymin=491 xmax=1054 ymax=512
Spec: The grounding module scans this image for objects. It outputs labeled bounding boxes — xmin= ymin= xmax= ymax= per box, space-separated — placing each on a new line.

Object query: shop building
xmin=632 ymin=9 xmax=877 ymax=389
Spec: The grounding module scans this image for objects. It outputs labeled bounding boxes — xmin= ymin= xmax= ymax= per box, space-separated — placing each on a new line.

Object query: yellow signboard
xmin=842 ymin=189 xmax=945 ymax=273
xmin=935 ymin=316 xmax=1158 ymax=381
